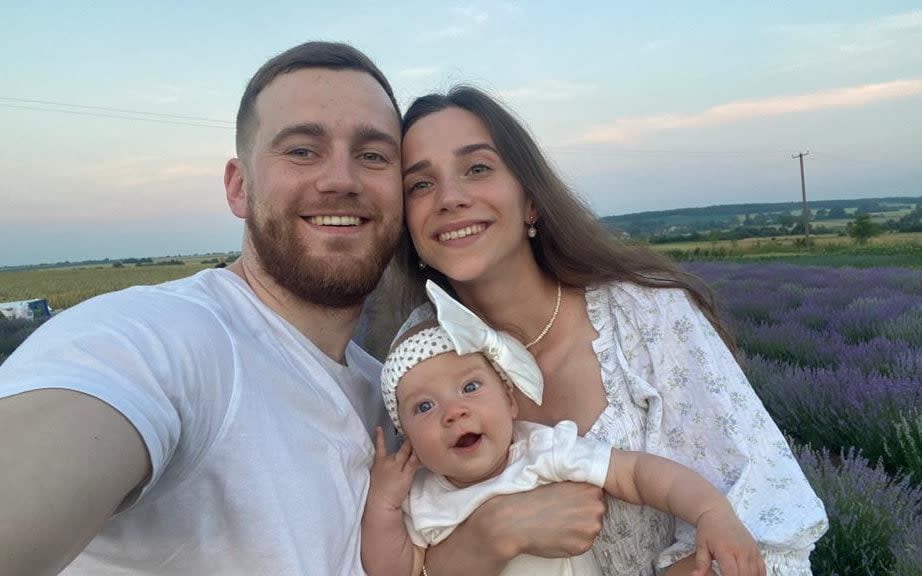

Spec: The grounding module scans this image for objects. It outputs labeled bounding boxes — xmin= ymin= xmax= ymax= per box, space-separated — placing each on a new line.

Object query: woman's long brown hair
xmin=393 ymin=86 xmax=736 ymax=354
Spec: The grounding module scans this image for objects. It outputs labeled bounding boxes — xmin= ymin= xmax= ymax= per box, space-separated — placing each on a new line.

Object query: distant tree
xmin=828 ymin=207 xmax=848 ymax=219
xmin=846 ymin=214 xmax=883 ymax=245
xmin=777 ymin=212 xmax=797 ymax=227
xmin=895 ymin=204 xmax=922 ymax=232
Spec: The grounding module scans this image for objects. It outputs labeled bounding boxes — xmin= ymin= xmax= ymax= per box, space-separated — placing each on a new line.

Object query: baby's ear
xmin=505 ymin=386 xmax=519 ymax=419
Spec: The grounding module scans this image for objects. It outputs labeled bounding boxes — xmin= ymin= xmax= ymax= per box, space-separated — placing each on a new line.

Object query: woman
xmin=394 ymin=86 xmax=827 ymax=575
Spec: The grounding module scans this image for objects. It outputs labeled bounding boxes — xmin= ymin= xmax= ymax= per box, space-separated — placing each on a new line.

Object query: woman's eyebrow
xmin=455 ymin=142 xmax=498 ymax=157
xmin=403 ymin=143 xmax=498 ymax=178
xmin=403 ymin=159 xmax=431 ymax=178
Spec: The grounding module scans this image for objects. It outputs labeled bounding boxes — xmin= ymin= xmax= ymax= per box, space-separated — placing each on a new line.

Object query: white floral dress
xmin=398 ymin=281 xmax=828 ymax=575
xmin=583 ymin=282 xmax=827 ymax=575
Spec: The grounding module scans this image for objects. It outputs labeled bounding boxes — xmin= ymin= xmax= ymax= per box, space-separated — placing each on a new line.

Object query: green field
xmin=0 ymin=261 xmax=215 ymax=310
xmin=652 ymin=232 xmax=922 ymax=268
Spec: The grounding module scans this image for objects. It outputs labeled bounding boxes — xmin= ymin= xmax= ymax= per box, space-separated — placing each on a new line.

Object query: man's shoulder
xmin=17 ymin=269 xmax=246 ymax=356
xmin=63 ymin=269 xmax=241 ymax=324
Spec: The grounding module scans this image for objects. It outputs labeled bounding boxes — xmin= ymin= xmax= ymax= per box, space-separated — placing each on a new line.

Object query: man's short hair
xmin=235 ymin=41 xmax=401 ymax=157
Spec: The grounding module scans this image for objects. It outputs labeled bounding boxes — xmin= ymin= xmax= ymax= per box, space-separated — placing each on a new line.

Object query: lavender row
xmin=745 ymin=355 xmax=921 ymax=476
xmin=685 ymin=263 xmax=922 ymax=573
xmin=686 ymin=263 xmax=922 ymax=477
xmin=795 ymin=446 xmax=922 ymax=575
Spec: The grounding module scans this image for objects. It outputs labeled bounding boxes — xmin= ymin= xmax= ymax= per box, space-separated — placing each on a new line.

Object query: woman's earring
xmin=418 ymin=260 xmax=428 ymax=270
xmin=527 ymin=218 xmax=538 ymax=239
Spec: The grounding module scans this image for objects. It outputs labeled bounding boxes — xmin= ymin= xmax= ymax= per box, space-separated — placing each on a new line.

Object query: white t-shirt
xmin=0 ymin=269 xmax=390 ymax=575
xmin=404 ymin=420 xmax=611 ymax=576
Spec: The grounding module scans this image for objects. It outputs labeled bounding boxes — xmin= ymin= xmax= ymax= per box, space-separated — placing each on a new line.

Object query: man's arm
xmin=0 ymin=389 xmax=150 ymax=576
xmin=423 ymin=482 xmax=606 ymax=576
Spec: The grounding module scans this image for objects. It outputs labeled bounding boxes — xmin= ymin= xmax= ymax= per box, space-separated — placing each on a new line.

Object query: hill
xmin=601 ymin=196 xmax=922 ymax=241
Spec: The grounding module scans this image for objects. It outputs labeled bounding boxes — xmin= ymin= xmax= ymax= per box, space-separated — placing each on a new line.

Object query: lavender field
xmin=1 ymin=263 xmax=920 ymax=572
xmin=688 ymin=263 xmax=922 ymax=574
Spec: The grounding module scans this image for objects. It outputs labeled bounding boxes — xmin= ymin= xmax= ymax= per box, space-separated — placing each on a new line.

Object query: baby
xmin=361 ymin=281 xmax=763 ymax=576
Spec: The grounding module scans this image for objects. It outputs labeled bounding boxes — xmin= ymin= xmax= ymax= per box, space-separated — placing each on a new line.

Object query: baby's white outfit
xmin=404 ymin=420 xmax=610 ymax=576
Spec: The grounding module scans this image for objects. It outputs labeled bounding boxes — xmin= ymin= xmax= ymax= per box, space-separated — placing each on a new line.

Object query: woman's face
xmin=401 ymin=107 xmax=537 ymax=284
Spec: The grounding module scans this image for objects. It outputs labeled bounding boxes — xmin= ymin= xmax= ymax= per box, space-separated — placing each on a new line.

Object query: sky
xmin=1 ymin=1 xmax=920 ymax=266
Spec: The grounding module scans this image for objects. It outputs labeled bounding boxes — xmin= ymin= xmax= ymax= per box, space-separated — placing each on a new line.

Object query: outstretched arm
xmin=423 ymin=482 xmax=606 ymax=576
xmin=0 ymin=389 xmax=150 ymax=576
xmin=361 ymin=427 xmax=424 ymax=576
xmin=605 ymin=449 xmax=765 ymax=576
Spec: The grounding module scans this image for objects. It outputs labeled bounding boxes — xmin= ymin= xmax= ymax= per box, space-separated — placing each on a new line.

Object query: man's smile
xmin=305 ymin=215 xmax=365 ymax=226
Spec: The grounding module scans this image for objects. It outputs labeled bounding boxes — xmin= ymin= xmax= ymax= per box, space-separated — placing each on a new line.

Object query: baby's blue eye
xmin=462 ymin=381 xmax=481 ymax=393
xmin=416 ymin=400 xmax=434 ymax=414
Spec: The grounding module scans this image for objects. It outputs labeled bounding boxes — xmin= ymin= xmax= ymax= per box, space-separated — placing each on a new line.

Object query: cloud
xmin=432 ymin=25 xmax=467 ymax=39
xmin=641 ymin=39 xmax=671 ymax=52
xmin=572 ymin=79 xmax=922 ymax=144
xmin=453 ymin=5 xmax=489 ymax=24
xmin=871 ymin=9 xmax=922 ymax=31
xmin=80 ymin=155 xmax=218 ymax=189
xmin=423 ymin=5 xmax=489 ymax=40
xmin=499 ymin=80 xmax=596 ymax=103
xmin=398 ymin=66 xmax=440 ymax=79
xmin=132 ymin=84 xmax=183 ymax=105
xmin=768 ymin=9 xmax=922 ymax=68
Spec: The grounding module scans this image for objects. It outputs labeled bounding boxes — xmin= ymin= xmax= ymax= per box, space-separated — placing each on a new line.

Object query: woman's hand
xmin=424 ymin=481 xmax=607 ymax=576
xmin=485 ymin=482 xmax=607 ymax=559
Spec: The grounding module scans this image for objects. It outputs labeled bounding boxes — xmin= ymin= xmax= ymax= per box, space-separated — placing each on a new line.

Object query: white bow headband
xmin=381 ymin=281 xmax=544 ymax=434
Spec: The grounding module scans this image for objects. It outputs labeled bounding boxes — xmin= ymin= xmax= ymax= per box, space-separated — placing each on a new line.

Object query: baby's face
xmin=397 ymin=351 xmax=518 ymax=488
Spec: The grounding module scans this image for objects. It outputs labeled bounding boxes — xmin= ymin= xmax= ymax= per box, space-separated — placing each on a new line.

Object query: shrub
xmin=0 ymin=317 xmax=47 ymax=359
xmin=746 ymin=354 xmax=922 ymax=476
xmin=885 ymin=410 xmax=922 ymax=486
xmin=796 ymin=447 xmax=922 ymax=575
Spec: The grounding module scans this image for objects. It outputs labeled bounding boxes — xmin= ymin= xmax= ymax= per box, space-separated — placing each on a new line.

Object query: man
xmin=1 ymin=41 xmax=402 ymax=575
xmin=0 ymin=41 xmax=604 ymax=575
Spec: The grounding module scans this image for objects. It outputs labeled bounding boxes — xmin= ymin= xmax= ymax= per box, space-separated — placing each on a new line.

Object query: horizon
xmin=4 ymin=193 xmax=917 ymax=270
xmin=2 ymin=2 xmax=920 ymax=266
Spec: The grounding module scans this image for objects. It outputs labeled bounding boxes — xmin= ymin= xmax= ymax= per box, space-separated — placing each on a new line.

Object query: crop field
xmin=657 ymin=231 xmax=922 ymax=252
xmin=658 ymin=233 xmax=922 ymax=268
xmin=0 ymin=261 xmax=214 ymax=310
xmin=688 ymin=262 xmax=922 ymax=574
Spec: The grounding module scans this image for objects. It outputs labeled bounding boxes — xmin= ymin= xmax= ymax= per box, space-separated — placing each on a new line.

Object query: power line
xmin=546 ymin=145 xmax=796 ymax=157
xmin=793 ymin=151 xmax=810 ymax=241
xmin=0 ymin=97 xmax=232 ymax=125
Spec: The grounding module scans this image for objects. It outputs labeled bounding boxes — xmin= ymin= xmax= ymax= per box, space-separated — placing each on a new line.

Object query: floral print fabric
xmin=584 ymin=282 xmax=828 ymax=575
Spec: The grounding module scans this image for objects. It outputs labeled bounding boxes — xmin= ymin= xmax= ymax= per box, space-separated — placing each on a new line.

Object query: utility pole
xmin=792 ymin=151 xmax=810 ymax=242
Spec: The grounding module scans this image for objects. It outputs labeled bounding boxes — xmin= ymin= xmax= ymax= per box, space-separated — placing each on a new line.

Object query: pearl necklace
xmin=525 ymin=281 xmax=562 ymax=350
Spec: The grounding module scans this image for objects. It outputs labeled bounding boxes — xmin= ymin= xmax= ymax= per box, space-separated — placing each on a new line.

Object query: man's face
xmin=239 ymin=68 xmax=402 ymax=308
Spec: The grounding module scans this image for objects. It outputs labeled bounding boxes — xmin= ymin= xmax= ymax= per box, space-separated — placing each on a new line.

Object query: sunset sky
xmin=2 ymin=1 xmax=920 ymax=266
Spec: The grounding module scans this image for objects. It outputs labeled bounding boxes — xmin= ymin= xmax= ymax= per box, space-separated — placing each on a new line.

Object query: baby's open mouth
xmin=454 ymin=433 xmax=482 ymax=449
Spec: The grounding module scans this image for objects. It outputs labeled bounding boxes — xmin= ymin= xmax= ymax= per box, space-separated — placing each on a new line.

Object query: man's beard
xmin=246 ymin=201 xmax=399 ymax=309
